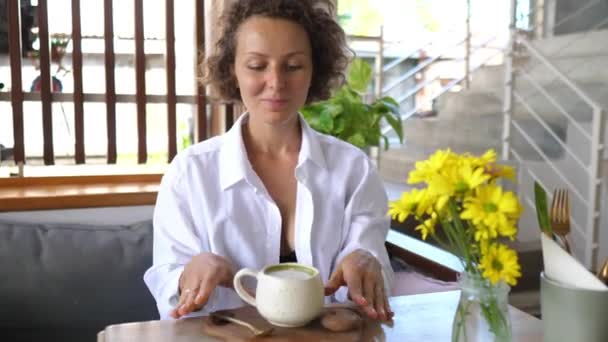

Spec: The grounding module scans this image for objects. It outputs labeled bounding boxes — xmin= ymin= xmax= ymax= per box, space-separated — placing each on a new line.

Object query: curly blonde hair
xmin=203 ymin=0 xmax=350 ymax=103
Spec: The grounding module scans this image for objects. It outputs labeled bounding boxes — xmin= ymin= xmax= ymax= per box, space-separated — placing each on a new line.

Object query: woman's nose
xmin=266 ymin=68 xmax=285 ymax=90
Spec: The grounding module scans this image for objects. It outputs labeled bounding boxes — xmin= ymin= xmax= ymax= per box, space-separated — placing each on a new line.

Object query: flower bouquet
xmin=389 ymin=149 xmax=523 ymax=342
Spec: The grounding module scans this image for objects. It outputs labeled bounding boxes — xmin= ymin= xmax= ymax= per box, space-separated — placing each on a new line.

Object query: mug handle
xmin=233 ymin=268 xmax=258 ymax=307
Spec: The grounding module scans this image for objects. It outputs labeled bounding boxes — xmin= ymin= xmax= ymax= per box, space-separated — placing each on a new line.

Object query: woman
xmin=144 ymin=0 xmax=394 ymax=321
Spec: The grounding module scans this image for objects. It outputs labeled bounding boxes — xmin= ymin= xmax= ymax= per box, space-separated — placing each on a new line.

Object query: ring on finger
xmin=183 ymin=287 xmax=198 ymax=295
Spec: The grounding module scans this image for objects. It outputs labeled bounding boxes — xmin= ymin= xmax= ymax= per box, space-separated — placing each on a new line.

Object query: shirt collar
xmin=218 ymin=112 xmax=328 ymax=191
xmin=219 ymin=113 xmax=251 ymax=190
xmin=298 ymin=114 xmax=327 ymax=170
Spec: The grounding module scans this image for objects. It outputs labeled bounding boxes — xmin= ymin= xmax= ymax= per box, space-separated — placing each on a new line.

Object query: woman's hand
xmin=324 ymin=249 xmax=393 ymax=321
xmin=170 ymin=252 xmax=236 ymax=319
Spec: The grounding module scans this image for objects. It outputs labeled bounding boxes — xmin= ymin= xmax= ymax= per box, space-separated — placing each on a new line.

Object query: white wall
xmin=0 ymin=205 xmax=154 ymax=225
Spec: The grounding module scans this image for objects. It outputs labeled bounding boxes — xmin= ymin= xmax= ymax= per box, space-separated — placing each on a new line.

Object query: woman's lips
xmin=262 ymin=99 xmax=289 ymax=110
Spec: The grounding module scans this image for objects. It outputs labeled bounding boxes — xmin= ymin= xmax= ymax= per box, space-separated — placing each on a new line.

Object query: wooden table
xmin=98 ymin=291 xmax=542 ymax=342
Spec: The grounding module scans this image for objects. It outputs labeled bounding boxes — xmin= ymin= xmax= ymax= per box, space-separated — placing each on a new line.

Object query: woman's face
xmin=233 ymin=16 xmax=313 ymax=126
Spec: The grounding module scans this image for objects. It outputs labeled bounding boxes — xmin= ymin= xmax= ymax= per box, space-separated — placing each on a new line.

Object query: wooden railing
xmin=2 ymin=0 xmax=235 ymax=168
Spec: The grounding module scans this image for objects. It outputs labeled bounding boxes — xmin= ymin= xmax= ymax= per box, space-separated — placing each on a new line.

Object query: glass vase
xmin=451 ymin=272 xmax=512 ymax=342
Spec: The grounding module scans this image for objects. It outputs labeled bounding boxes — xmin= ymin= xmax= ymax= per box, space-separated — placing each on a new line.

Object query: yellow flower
xmin=393 ymin=149 xmax=525 ymax=279
xmin=459 ymin=149 xmax=496 ymax=169
xmin=479 ymin=243 xmax=521 ymax=285
xmin=408 ymin=149 xmax=453 ymax=184
xmin=458 ymin=164 xmax=490 ymax=192
xmin=486 ymin=164 xmax=515 ymax=181
xmin=472 ymin=222 xmax=498 ymax=241
xmin=461 ymin=185 xmax=521 ymax=240
xmin=476 ymin=149 xmax=497 ymax=167
xmin=427 ymin=163 xmax=489 ymax=199
xmin=478 ymin=238 xmax=490 ymax=255
xmin=415 ymin=212 xmax=438 ymax=240
xmin=427 ymin=174 xmax=454 ymax=198
xmin=388 ymin=188 xmax=428 ymax=222
xmin=416 ymin=191 xmax=437 ymax=217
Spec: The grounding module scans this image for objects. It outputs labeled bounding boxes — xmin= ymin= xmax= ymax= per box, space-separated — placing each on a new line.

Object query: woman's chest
xmin=192 ymin=173 xmax=347 ymax=262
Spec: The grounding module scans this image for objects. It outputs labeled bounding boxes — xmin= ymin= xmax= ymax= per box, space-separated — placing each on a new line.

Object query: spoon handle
xmin=211 ymin=313 xmax=263 ymax=334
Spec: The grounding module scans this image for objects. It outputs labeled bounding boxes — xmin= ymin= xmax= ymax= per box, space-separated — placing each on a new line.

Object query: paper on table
xmin=541 ymin=233 xmax=608 ymax=291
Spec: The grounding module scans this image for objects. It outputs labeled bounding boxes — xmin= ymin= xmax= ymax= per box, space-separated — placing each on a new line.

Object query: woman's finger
xmin=324 ymin=267 xmax=345 ymax=296
xmin=383 ymin=287 xmax=394 ymax=319
xmin=171 ymin=283 xmax=191 ymax=318
xmin=362 ymin=273 xmax=377 ymax=318
xmin=178 ymin=285 xmax=199 ymax=316
xmin=357 ymin=274 xmax=375 ymax=319
xmin=382 ymin=278 xmax=395 ymax=320
xmin=345 ymin=270 xmax=366 ymax=306
xmin=374 ymin=283 xmax=387 ymax=321
xmin=194 ymin=278 xmax=214 ymax=307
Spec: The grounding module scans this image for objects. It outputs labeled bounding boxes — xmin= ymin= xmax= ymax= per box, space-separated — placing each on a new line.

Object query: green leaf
xmin=379 ymin=97 xmax=401 ymax=114
xmin=318 ymin=110 xmax=334 ymax=133
xmin=348 ymin=102 xmax=367 ymax=121
xmin=380 ymin=96 xmax=400 ymax=109
xmin=382 ymin=111 xmax=403 ymax=143
xmin=330 ymin=87 xmax=348 ymax=102
xmin=371 ymin=102 xmax=389 ymax=114
xmin=300 ymin=59 xmax=408 ymax=150
xmin=344 ymin=86 xmax=362 ymax=103
xmin=322 ymin=103 xmax=344 ymax=118
xmin=347 ymin=59 xmax=373 ymax=93
xmin=365 ymin=128 xmax=381 ymax=147
xmin=346 ymin=133 xmax=366 ymax=148
xmin=334 ymin=117 xmax=345 ymax=134
xmin=300 ymin=103 xmax=323 ymax=119
xmin=534 ymin=182 xmax=552 ymax=235
xmin=380 ymin=135 xmax=390 ymax=150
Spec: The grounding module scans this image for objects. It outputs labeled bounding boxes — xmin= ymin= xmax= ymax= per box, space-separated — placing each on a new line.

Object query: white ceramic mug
xmin=541 ymin=272 xmax=608 ymax=341
xmin=233 ymin=262 xmax=324 ymax=327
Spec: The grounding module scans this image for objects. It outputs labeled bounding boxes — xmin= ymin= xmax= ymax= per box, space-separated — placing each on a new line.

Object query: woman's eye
xmin=286 ymin=65 xmax=303 ymax=71
xmin=247 ymin=65 xmax=265 ymax=71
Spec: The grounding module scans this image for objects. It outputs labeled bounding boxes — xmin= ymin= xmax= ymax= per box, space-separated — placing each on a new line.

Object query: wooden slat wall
xmin=134 ymin=0 xmax=147 ymax=164
xmin=72 ymin=0 xmax=86 ymax=164
xmin=195 ymin=0 xmax=207 ymax=142
xmin=165 ymin=0 xmax=177 ymax=162
xmin=7 ymin=0 xmax=25 ymax=164
xmin=104 ymin=0 xmax=117 ymax=164
xmin=3 ymin=0 xmax=241 ymax=170
xmin=37 ymin=0 xmax=55 ymax=165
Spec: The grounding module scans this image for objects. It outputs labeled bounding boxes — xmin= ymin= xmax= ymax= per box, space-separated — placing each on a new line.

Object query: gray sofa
xmin=0 ymin=216 xmax=466 ymax=342
xmin=0 ymin=219 xmax=159 ymax=342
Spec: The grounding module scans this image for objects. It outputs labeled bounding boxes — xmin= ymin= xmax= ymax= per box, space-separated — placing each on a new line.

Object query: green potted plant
xmin=50 ymin=35 xmax=70 ymax=64
xmin=300 ymin=58 xmax=403 ymax=150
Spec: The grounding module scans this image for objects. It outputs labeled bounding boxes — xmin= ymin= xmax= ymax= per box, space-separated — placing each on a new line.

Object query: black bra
xmin=279 ymin=250 xmax=298 ymax=263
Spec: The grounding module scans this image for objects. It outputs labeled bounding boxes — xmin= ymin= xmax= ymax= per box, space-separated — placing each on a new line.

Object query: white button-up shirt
xmin=144 ymin=113 xmax=394 ymax=319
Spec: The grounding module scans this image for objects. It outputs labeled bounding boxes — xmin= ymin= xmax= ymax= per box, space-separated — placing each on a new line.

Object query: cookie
xmin=321 ymin=308 xmax=362 ymax=332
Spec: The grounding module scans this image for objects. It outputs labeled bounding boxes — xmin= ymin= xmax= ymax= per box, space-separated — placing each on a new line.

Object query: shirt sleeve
xmin=333 ymin=157 xmax=394 ymax=302
xmin=143 ymin=159 xmax=222 ymax=319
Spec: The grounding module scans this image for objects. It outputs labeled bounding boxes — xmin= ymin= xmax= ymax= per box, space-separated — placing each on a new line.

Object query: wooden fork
xmin=550 ymin=188 xmax=571 ymax=254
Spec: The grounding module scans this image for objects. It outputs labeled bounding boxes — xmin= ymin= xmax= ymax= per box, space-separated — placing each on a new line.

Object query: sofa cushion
xmin=0 ymin=219 xmax=158 ymax=341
